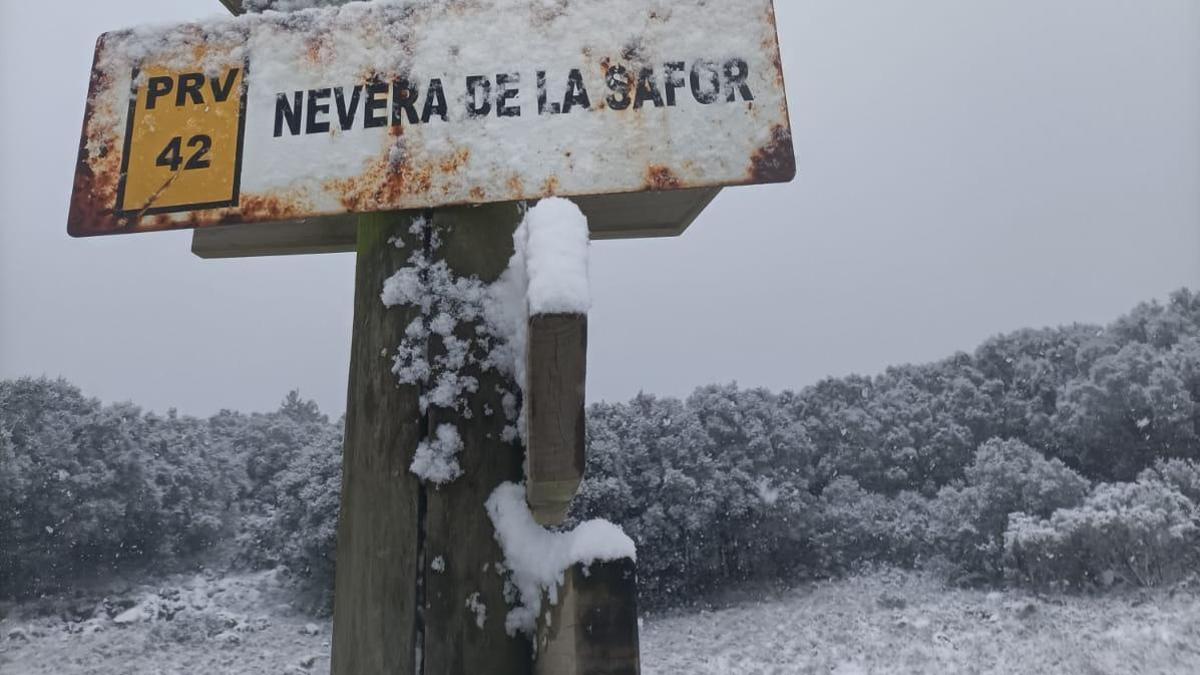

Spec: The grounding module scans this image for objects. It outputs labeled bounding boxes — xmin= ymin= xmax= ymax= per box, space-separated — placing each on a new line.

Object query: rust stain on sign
xmin=645 ymin=166 xmax=682 ymax=191
xmin=68 ymin=0 xmax=795 ymax=239
xmin=749 ymin=125 xmax=798 ymax=184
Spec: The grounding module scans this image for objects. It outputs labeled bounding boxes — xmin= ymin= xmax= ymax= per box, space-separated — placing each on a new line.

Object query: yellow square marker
xmin=117 ymin=64 xmax=247 ymax=215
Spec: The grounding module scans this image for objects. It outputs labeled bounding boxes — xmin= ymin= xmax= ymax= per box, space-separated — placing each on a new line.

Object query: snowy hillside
xmin=640 ymin=570 xmax=1200 ymax=675
xmin=0 ymin=571 xmax=331 ymax=675
xmin=3 ymin=569 xmax=1198 ymax=674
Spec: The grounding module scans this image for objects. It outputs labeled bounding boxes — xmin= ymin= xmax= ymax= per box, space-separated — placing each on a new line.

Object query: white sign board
xmin=69 ymin=0 xmax=795 ymax=247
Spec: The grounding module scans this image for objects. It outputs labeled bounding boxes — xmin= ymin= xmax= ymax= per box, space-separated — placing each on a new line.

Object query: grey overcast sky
xmin=1 ymin=0 xmax=1198 ymax=416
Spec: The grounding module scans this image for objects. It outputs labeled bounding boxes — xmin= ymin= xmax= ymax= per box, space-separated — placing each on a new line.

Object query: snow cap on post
xmin=523 ymin=198 xmax=591 ymax=316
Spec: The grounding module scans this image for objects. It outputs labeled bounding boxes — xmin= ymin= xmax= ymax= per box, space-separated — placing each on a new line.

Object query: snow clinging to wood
xmin=410 ymin=423 xmax=464 ymax=485
xmin=485 ymin=482 xmax=635 ymax=636
xmin=381 ymin=199 xmax=590 ymax=478
xmin=465 ymin=592 xmax=488 ymax=630
xmin=523 ymin=198 xmax=591 ymax=316
xmin=381 ymin=219 xmax=488 ymax=419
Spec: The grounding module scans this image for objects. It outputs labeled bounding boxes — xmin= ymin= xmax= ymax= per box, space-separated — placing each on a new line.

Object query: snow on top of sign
xmin=485 ymin=482 xmax=635 ymax=636
xmin=523 ymin=198 xmax=591 ymax=315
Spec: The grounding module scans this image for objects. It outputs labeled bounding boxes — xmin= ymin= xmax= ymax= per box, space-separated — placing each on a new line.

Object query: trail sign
xmin=68 ymin=2 xmax=798 ymax=672
xmin=69 ymin=0 xmax=794 ymax=248
xmin=117 ymin=66 xmax=247 ymax=215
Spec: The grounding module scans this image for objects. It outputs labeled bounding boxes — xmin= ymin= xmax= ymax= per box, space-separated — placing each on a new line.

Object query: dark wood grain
xmin=331 ymin=212 xmax=424 ymax=674
xmin=535 ymin=560 xmax=642 ymax=675
xmin=525 ymin=313 xmax=588 ymax=525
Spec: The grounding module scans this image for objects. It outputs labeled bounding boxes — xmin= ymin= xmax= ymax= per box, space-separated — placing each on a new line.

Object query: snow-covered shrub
xmin=812 ymin=478 xmax=931 ymax=572
xmin=1005 ymin=478 xmax=1200 ymax=589
xmin=4 ymin=289 xmax=1199 ymax=605
xmin=230 ymin=395 xmax=342 ymax=612
xmin=0 ymin=378 xmax=238 ymax=599
xmin=1051 ymin=340 xmax=1200 ymax=481
xmin=570 ymin=388 xmax=819 ymax=604
xmin=929 ymin=438 xmax=1090 ymax=581
xmin=1139 ymin=458 xmax=1200 ymax=504
xmin=238 ymin=425 xmax=343 ymax=611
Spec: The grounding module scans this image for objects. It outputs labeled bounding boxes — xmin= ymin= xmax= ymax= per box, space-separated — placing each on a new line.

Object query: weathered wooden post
xmin=414 ymin=204 xmax=532 ymax=673
xmin=330 ymin=211 xmax=424 ymax=673
xmin=66 ymin=0 xmax=795 ymax=672
xmin=334 ymin=205 xmax=533 ymax=674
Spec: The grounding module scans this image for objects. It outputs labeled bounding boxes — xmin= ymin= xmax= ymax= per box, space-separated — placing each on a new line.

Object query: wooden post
xmin=535 ymin=560 xmax=642 ymax=675
xmin=525 ymin=313 xmax=588 ymax=526
xmin=332 ymin=204 xmax=532 ymax=675
xmin=331 ymin=211 xmax=423 ymax=675
xmin=421 ymin=204 xmax=531 ymax=674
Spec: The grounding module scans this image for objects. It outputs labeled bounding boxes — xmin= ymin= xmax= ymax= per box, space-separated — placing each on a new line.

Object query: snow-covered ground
xmin=0 ymin=570 xmax=331 ymax=675
xmin=641 ymin=570 xmax=1200 ymax=675
xmin=2 ymin=569 xmax=1198 ymax=674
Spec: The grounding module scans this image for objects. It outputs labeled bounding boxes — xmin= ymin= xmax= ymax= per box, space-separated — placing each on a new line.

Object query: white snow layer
xmin=522 ymin=198 xmax=591 ymax=315
xmin=409 ymin=424 xmax=464 ymax=484
xmin=485 ymin=482 xmax=635 ymax=636
xmin=481 ymin=228 xmax=530 ymax=389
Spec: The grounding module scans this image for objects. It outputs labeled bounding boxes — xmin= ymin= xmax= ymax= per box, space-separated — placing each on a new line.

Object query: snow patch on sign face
xmin=524 ymin=198 xmax=590 ymax=316
xmin=485 ymin=482 xmax=636 ymax=636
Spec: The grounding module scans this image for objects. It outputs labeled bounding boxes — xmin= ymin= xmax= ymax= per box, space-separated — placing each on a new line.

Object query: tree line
xmin=2 ymin=289 xmax=1199 ymax=608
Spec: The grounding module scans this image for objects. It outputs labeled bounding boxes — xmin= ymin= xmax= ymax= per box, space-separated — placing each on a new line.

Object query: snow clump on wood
xmin=381 ymin=198 xmax=590 ymax=485
xmin=465 ymin=592 xmax=488 ymax=630
xmin=381 ymin=216 xmax=488 ymax=417
xmin=485 ymin=482 xmax=635 ymax=636
xmin=409 ymin=424 xmax=464 ymax=485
